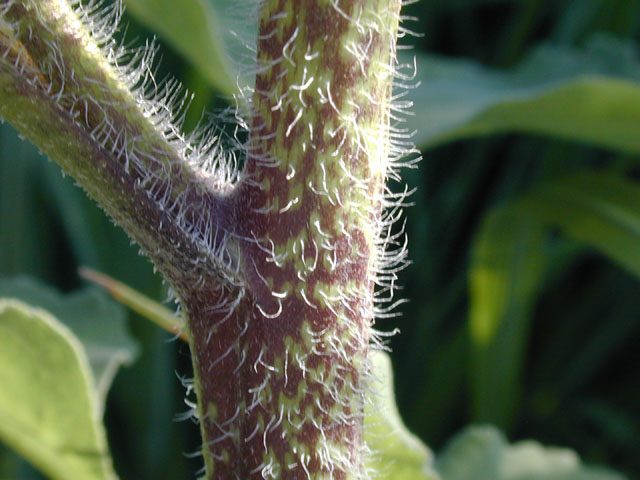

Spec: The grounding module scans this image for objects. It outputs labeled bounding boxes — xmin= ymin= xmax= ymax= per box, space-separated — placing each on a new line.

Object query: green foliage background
xmin=1 ymin=0 xmax=640 ymax=478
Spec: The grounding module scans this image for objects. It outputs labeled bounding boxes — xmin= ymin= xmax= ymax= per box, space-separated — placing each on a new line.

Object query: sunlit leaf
xmin=0 ymin=299 xmax=117 ymax=480
xmin=365 ymin=351 xmax=440 ymax=480
xmin=0 ymin=277 xmax=138 ymax=414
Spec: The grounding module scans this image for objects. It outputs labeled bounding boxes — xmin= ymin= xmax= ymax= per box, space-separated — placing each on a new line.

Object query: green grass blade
xmin=469 ymin=205 xmax=546 ymax=429
xmin=469 ymin=171 xmax=640 ymax=430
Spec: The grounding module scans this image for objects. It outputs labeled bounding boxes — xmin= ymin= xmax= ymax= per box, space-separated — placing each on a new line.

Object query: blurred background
xmin=1 ymin=0 xmax=640 ymax=478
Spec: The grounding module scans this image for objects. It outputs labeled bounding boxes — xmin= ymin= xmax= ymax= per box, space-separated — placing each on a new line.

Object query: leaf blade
xmin=410 ymin=35 xmax=640 ymax=153
xmin=0 ymin=299 xmax=116 ymax=480
xmin=0 ymin=277 xmax=139 ymax=414
xmin=469 ymin=206 xmax=546 ymax=428
xmin=365 ymin=351 xmax=440 ymax=480
xmin=525 ymin=173 xmax=640 ymax=276
xmin=468 ymin=171 xmax=640 ymax=430
xmin=123 ymin=0 xmax=244 ymax=97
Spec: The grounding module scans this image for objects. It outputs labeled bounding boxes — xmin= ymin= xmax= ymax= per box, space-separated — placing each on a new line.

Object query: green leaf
xmin=123 ymin=0 xmax=246 ymax=97
xmin=365 ymin=351 xmax=440 ymax=480
xmin=410 ymin=34 xmax=640 ymax=153
xmin=469 ymin=205 xmax=546 ymax=428
xmin=520 ymin=173 xmax=640 ymax=277
xmin=436 ymin=426 xmax=625 ymax=480
xmin=468 ymin=171 xmax=640 ymax=429
xmin=0 ymin=299 xmax=117 ymax=480
xmin=0 ymin=277 xmax=139 ymax=414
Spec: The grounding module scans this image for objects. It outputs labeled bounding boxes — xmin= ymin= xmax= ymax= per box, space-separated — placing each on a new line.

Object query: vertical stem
xmin=187 ymin=0 xmax=402 ymax=478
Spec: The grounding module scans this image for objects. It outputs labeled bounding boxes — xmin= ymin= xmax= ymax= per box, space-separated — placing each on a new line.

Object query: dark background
xmin=1 ymin=0 xmax=639 ymax=478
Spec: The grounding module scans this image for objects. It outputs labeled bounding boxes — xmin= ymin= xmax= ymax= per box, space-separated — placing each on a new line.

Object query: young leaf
xmin=0 ymin=299 xmax=117 ymax=480
xmin=436 ymin=426 xmax=625 ymax=480
xmin=0 ymin=277 xmax=138 ymax=414
xmin=366 ymin=351 xmax=440 ymax=480
xmin=409 ymin=34 xmax=640 ymax=153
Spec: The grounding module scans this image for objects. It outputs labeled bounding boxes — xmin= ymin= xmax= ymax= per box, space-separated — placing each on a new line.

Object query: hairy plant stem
xmin=0 ymin=0 xmax=403 ymax=478
xmin=0 ymin=0 xmax=236 ymax=290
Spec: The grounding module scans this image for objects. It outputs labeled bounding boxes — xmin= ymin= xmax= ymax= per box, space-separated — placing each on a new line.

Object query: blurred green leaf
xmin=410 ymin=35 xmax=640 ymax=152
xmin=0 ymin=277 xmax=138 ymax=414
xmin=469 ymin=208 xmax=545 ymax=346
xmin=0 ymin=299 xmax=117 ymax=480
xmin=123 ymin=0 xmax=241 ymax=97
xmin=469 ymin=204 xmax=546 ymax=428
xmin=366 ymin=351 xmax=440 ymax=480
xmin=521 ymin=173 xmax=640 ymax=277
xmin=469 ymin=171 xmax=640 ymax=429
xmin=436 ymin=426 xmax=625 ymax=480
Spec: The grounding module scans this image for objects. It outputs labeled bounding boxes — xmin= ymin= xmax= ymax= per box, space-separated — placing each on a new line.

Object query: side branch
xmin=0 ymin=0 xmax=238 ymax=291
